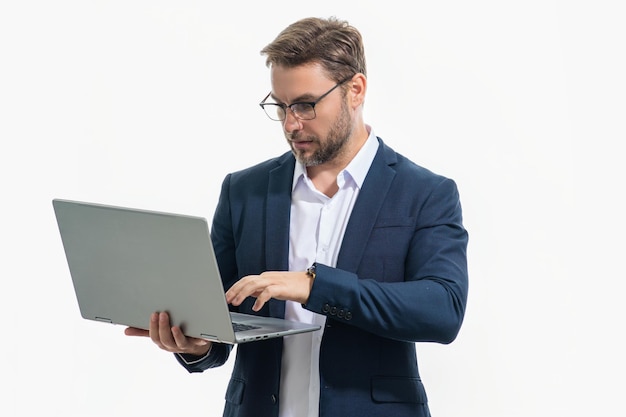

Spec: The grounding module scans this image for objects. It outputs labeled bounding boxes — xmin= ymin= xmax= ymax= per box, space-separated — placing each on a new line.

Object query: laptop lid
xmin=52 ymin=198 xmax=320 ymax=344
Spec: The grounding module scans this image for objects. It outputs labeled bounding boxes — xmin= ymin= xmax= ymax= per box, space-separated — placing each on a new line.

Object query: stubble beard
xmin=288 ymin=100 xmax=353 ymax=167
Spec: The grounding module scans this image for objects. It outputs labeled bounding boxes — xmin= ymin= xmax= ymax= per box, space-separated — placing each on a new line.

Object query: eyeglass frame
xmin=259 ymin=75 xmax=354 ymax=121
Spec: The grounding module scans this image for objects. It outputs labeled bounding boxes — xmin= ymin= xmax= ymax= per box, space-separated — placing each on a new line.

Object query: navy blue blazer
xmin=177 ymin=138 xmax=469 ymax=417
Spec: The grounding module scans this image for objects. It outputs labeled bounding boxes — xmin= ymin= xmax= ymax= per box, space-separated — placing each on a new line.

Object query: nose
xmin=282 ymin=108 xmax=302 ymax=133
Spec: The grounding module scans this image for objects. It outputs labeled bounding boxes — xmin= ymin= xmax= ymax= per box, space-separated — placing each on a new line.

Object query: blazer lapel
xmin=337 ymin=139 xmax=397 ymax=273
xmin=265 ymin=153 xmax=296 ymax=318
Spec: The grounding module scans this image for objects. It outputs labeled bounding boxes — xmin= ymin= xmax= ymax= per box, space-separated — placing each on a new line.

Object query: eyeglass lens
xmin=270 ymin=103 xmax=315 ymax=121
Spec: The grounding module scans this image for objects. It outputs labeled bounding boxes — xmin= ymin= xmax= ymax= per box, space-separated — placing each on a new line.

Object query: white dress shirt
xmin=279 ymin=127 xmax=379 ymax=417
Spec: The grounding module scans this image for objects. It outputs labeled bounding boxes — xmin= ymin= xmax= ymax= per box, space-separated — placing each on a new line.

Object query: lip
xmin=291 ymin=140 xmax=313 ymax=150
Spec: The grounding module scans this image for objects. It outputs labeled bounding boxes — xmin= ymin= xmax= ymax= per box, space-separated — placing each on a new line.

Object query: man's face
xmin=269 ymin=64 xmax=354 ymax=167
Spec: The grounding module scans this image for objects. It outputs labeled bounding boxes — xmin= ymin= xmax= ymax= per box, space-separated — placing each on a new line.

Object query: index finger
xmin=225 ymin=275 xmax=262 ymax=306
xmin=124 ymin=326 xmax=149 ymax=337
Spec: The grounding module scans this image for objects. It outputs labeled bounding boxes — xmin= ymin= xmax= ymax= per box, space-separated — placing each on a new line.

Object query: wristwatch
xmin=305 ymin=263 xmax=317 ymax=279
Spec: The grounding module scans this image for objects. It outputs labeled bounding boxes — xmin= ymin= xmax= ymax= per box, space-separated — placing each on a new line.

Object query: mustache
xmin=286 ymin=132 xmax=316 ymax=142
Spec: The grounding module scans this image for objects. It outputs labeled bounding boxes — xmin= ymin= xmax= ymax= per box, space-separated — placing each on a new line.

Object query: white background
xmin=1 ymin=1 xmax=624 ymax=416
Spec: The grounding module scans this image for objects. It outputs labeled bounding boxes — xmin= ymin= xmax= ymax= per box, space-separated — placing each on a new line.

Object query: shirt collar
xmin=292 ymin=126 xmax=379 ymax=191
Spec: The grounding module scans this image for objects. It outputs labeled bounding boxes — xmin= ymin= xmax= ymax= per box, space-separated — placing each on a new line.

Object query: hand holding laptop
xmin=125 ymin=311 xmax=212 ymax=357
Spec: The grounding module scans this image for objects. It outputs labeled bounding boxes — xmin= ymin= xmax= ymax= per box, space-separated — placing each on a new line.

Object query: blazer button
xmin=337 ymin=309 xmax=345 ymax=318
xmin=271 ymin=394 xmax=277 ymax=404
xmin=345 ymin=311 xmax=352 ymax=320
xmin=322 ymin=303 xmax=331 ymax=313
xmin=330 ymin=306 xmax=337 ymax=315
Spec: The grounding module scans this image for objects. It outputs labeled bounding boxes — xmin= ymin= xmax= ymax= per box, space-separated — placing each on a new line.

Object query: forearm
xmin=305 ymin=263 xmax=467 ymax=344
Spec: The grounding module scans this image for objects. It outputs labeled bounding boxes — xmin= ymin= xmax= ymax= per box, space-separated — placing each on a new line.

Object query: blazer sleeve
xmin=174 ymin=342 xmax=233 ymax=373
xmin=305 ymin=176 xmax=469 ymax=344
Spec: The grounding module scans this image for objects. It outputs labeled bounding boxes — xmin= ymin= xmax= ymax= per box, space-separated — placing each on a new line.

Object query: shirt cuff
xmin=176 ymin=344 xmax=213 ymax=365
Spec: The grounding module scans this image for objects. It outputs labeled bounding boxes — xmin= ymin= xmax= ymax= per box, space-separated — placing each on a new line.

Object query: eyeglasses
xmin=259 ymin=76 xmax=353 ymax=121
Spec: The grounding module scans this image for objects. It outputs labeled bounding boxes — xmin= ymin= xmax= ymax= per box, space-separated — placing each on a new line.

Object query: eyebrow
xmin=269 ymin=91 xmax=318 ymax=105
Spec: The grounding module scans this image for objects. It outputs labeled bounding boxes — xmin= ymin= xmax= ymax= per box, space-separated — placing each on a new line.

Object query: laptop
xmin=52 ymin=198 xmax=320 ymax=344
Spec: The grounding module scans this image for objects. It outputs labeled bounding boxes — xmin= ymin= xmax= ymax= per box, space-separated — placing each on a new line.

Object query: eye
xmin=291 ymin=103 xmax=314 ymax=115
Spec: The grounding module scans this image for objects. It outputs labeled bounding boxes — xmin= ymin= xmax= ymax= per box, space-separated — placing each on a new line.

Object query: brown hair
xmin=260 ymin=16 xmax=366 ymax=83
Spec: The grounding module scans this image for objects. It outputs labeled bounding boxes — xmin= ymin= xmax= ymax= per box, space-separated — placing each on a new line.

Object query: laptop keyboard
xmin=232 ymin=322 xmax=261 ymax=332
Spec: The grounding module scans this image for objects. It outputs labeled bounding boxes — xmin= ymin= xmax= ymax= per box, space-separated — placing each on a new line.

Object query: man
xmin=126 ymin=16 xmax=468 ymax=417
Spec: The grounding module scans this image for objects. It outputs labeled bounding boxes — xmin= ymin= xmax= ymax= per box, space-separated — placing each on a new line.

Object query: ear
xmin=347 ymin=73 xmax=367 ymax=109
